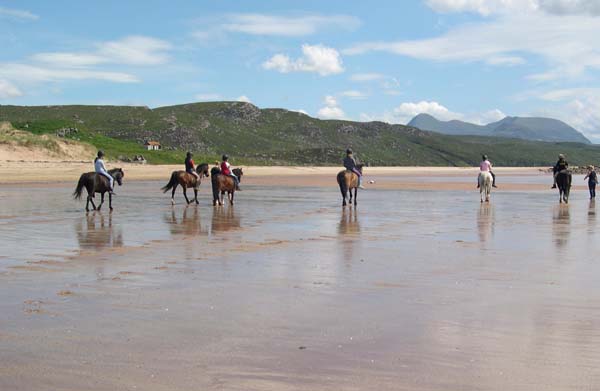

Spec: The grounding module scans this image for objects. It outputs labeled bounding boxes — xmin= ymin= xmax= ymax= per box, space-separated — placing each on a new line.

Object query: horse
xmin=556 ymin=170 xmax=572 ymax=204
xmin=211 ymin=167 xmax=243 ymax=206
xmin=161 ymin=163 xmax=209 ymax=205
xmin=478 ymin=171 xmax=493 ymax=203
xmin=337 ymin=164 xmax=363 ymax=207
xmin=73 ymin=168 xmax=124 ymax=212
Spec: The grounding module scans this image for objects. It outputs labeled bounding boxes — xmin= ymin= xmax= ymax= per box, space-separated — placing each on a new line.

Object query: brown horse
xmin=337 ymin=164 xmax=364 ymax=206
xmin=211 ymin=167 xmax=243 ymax=206
xmin=73 ymin=168 xmax=124 ymax=212
xmin=161 ymin=163 xmax=209 ymax=205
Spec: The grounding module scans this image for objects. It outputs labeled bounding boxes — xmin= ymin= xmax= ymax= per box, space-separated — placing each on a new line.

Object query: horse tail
xmin=337 ymin=171 xmax=348 ymax=197
xmin=161 ymin=172 xmax=178 ymax=193
xmin=73 ymin=174 xmax=86 ymax=200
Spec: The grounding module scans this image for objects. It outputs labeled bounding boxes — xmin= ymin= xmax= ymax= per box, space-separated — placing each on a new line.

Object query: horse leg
xmin=97 ymin=193 xmax=104 ymax=211
xmin=220 ymin=191 xmax=225 ymax=206
xmin=230 ymin=190 xmax=234 ymax=205
xmin=194 ymin=188 xmax=199 ymax=205
xmin=89 ymin=193 xmax=97 ymax=211
xmin=171 ymin=183 xmax=178 ymax=205
xmin=183 ymin=186 xmax=191 ymax=204
xmin=109 ymin=192 xmax=113 ymax=211
xmin=353 ymin=188 xmax=357 ymax=206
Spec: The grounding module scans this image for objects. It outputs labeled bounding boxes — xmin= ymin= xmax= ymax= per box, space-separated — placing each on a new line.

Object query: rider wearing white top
xmin=94 ymin=150 xmax=115 ymax=194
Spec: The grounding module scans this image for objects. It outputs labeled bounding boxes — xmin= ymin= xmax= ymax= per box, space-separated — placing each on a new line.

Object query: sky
xmin=1 ymin=0 xmax=600 ymax=141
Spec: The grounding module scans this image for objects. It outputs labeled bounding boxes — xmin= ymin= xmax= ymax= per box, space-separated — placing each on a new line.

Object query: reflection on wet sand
xmin=337 ymin=207 xmax=361 ymax=264
xmin=552 ymin=205 xmax=571 ymax=249
xmin=588 ymin=200 xmax=596 ymax=235
xmin=165 ymin=206 xmax=207 ymax=237
xmin=477 ymin=203 xmax=495 ymax=243
xmin=210 ymin=206 xmax=241 ymax=234
xmin=75 ymin=212 xmax=123 ymax=250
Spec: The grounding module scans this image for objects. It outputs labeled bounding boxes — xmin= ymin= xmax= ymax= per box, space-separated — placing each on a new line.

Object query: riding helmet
xmin=559 ymin=153 xmax=565 ymax=159
xmin=482 ymin=154 xmax=488 ymax=160
xmin=222 ymin=154 xmax=229 ymax=161
xmin=97 ymin=150 xmax=104 ymax=157
xmin=186 ymin=151 xmax=192 ymax=157
xmin=346 ymin=148 xmax=353 ymax=155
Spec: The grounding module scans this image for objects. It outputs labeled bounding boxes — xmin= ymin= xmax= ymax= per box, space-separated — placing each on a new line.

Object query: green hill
xmin=1 ymin=102 xmax=599 ymax=166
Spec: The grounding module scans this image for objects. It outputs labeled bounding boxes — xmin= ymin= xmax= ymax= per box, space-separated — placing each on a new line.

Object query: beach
xmin=1 ymin=167 xmax=599 ymax=390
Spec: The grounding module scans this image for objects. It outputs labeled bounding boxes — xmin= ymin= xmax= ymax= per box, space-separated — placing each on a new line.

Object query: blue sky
xmin=1 ymin=0 xmax=600 ymax=140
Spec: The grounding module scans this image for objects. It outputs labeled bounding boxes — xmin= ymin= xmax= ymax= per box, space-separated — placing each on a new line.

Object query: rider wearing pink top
xmin=477 ymin=154 xmax=497 ymax=188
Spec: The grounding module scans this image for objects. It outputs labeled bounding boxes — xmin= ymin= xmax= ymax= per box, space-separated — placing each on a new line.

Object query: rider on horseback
xmin=477 ymin=154 xmax=497 ymax=189
xmin=343 ymin=149 xmax=365 ymax=189
xmin=94 ymin=150 xmax=115 ymax=195
xmin=551 ymin=154 xmax=569 ymax=189
xmin=185 ymin=152 xmax=200 ymax=182
xmin=221 ymin=154 xmax=241 ymax=190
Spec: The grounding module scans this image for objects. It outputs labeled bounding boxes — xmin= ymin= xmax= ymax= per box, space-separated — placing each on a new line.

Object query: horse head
xmin=110 ymin=168 xmax=124 ymax=186
xmin=233 ymin=168 xmax=243 ymax=182
xmin=356 ymin=164 xmax=364 ymax=174
xmin=197 ymin=162 xmax=210 ymax=177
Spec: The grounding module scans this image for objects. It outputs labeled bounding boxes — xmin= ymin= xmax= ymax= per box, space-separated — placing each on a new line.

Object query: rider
xmin=185 ymin=152 xmax=200 ymax=182
xmin=94 ymin=150 xmax=115 ymax=195
xmin=343 ymin=148 xmax=365 ymax=189
xmin=220 ymin=154 xmax=240 ymax=190
xmin=477 ymin=154 xmax=497 ymax=188
xmin=551 ymin=154 xmax=569 ymax=189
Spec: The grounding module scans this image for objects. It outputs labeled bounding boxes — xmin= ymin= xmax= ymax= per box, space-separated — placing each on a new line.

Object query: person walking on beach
xmin=477 ymin=154 xmax=497 ymax=189
xmin=220 ymin=154 xmax=240 ymax=190
xmin=551 ymin=154 xmax=569 ymax=189
xmin=343 ymin=149 xmax=365 ymax=189
xmin=94 ymin=150 xmax=115 ymax=195
xmin=584 ymin=165 xmax=597 ymax=199
xmin=184 ymin=152 xmax=200 ymax=182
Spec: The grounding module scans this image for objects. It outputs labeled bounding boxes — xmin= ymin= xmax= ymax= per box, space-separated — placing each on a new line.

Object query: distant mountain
xmin=408 ymin=113 xmax=591 ymax=144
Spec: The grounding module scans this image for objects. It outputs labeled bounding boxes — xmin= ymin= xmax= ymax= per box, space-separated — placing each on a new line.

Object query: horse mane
xmin=108 ymin=168 xmax=122 ymax=175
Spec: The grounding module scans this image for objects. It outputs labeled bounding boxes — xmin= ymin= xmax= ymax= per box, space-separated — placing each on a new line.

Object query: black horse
xmin=556 ymin=170 xmax=572 ymax=204
xmin=73 ymin=168 xmax=124 ymax=212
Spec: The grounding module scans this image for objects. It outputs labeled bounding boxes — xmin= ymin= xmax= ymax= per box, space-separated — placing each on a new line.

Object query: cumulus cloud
xmin=317 ymin=95 xmax=345 ymax=119
xmin=236 ymin=95 xmax=251 ymax=103
xmin=0 ymin=79 xmax=23 ymax=99
xmin=221 ymin=13 xmax=360 ymax=36
xmin=350 ymin=73 xmax=385 ymax=81
xmin=263 ymin=44 xmax=344 ymax=76
xmin=393 ymin=101 xmax=463 ymax=123
xmin=291 ymin=109 xmax=309 ymax=115
xmin=0 ymin=6 xmax=39 ymax=20
xmin=345 ymin=12 xmax=600 ymax=79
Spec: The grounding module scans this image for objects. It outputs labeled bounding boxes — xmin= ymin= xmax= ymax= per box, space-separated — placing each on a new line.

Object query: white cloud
xmin=291 ymin=109 xmax=309 ymax=115
xmin=0 ymin=6 xmax=38 ymax=20
xmin=345 ymin=12 xmax=600 ymax=79
xmin=263 ymin=44 xmax=344 ymax=76
xmin=0 ymin=63 xmax=138 ymax=83
xmin=466 ymin=109 xmax=507 ymax=124
xmin=317 ymin=95 xmax=345 ymax=119
xmin=221 ymin=13 xmax=360 ymax=36
xmin=393 ymin=101 xmax=463 ymax=123
xmin=0 ymin=79 xmax=23 ymax=99
xmin=236 ymin=95 xmax=251 ymax=103
xmin=33 ymin=36 xmax=172 ymax=67
xmin=195 ymin=93 xmax=223 ymax=101
xmin=425 ymin=0 xmax=600 ymax=16
xmin=350 ymin=73 xmax=385 ymax=81
xmin=340 ymin=90 xmax=368 ymax=99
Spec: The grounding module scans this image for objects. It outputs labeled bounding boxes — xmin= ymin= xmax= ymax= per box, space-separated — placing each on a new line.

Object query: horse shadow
xmin=75 ymin=212 xmax=123 ymax=250
xmin=164 ymin=206 xmax=207 ymax=237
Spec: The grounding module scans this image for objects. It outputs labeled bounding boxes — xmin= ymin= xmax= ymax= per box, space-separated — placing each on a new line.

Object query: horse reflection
xmin=210 ymin=206 xmax=241 ymax=234
xmin=588 ymin=200 xmax=596 ymax=235
xmin=552 ymin=205 xmax=571 ymax=249
xmin=338 ymin=207 xmax=361 ymax=264
xmin=75 ymin=212 xmax=123 ymax=250
xmin=477 ymin=203 xmax=494 ymax=243
xmin=165 ymin=206 xmax=206 ymax=237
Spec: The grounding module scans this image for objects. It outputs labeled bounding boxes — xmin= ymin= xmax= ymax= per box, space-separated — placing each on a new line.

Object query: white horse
xmin=478 ymin=171 xmax=493 ymax=203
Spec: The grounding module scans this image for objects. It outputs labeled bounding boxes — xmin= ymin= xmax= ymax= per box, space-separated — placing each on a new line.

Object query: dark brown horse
xmin=161 ymin=163 xmax=209 ymax=205
xmin=337 ymin=164 xmax=363 ymax=206
xmin=211 ymin=167 xmax=243 ymax=206
xmin=73 ymin=168 xmax=124 ymax=212
xmin=556 ymin=170 xmax=572 ymax=204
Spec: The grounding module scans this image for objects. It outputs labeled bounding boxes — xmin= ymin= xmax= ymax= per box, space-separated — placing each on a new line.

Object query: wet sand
xmin=1 ymin=175 xmax=600 ymax=390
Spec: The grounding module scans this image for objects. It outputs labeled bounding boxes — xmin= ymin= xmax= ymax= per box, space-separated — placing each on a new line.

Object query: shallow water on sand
xmin=1 ymin=178 xmax=600 ymax=390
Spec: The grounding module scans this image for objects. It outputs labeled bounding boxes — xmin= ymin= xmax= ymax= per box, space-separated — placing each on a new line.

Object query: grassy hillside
xmin=1 ymin=102 xmax=599 ymax=166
